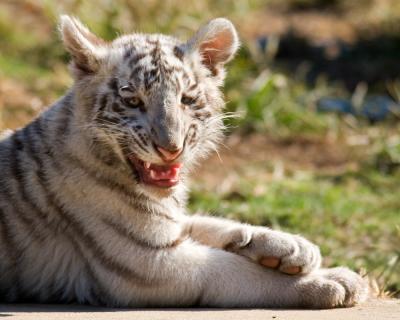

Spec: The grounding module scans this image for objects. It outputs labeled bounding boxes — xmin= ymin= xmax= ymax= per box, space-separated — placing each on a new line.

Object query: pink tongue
xmin=149 ymin=163 xmax=182 ymax=181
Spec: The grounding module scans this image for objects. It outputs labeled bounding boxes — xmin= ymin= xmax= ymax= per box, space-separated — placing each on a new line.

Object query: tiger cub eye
xmin=123 ymin=96 xmax=144 ymax=109
xmin=181 ymin=95 xmax=196 ymax=106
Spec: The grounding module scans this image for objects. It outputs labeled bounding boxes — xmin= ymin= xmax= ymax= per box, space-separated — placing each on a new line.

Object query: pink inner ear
xmin=199 ymin=29 xmax=234 ymax=68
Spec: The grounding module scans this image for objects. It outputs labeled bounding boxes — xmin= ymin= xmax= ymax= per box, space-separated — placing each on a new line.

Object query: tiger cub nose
xmin=156 ymin=146 xmax=182 ymax=161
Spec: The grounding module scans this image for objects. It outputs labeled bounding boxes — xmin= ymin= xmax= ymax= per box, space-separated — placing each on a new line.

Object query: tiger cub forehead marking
xmin=116 ymin=36 xmax=198 ymax=96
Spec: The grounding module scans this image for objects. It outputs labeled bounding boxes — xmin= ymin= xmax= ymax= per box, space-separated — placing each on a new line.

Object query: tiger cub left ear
xmin=59 ymin=15 xmax=107 ymax=78
xmin=186 ymin=18 xmax=240 ymax=78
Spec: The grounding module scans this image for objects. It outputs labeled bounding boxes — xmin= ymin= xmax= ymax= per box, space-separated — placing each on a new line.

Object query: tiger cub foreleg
xmin=141 ymin=239 xmax=368 ymax=308
xmin=183 ymin=215 xmax=321 ymax=275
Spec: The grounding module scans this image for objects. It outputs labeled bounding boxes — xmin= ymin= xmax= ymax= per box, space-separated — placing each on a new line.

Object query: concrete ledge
xmin=0 ymin=299 xmax=398 ymax=320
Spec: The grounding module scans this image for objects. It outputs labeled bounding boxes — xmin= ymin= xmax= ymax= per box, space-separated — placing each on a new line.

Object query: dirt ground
xmin=0 ymin=299 xmax=398 ymax=320
xmin=192 ymin=133 xmax=359 ymax=189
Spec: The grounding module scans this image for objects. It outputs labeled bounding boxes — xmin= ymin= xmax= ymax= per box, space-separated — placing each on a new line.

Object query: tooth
xmin=150 ymin=170 xmax=156 ymax=179
xmin=144 ymin=162 xmax=150 ymax=169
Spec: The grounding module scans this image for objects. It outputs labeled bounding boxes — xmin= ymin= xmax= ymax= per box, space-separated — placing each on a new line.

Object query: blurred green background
xmin=0 ymin=0 xmax=399 ymax=297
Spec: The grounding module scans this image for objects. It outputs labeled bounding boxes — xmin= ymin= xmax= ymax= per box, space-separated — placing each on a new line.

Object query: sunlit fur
xmin=0 ymin=16 xmax=368 ymax=307
xmin=63 ymin=16 xmax=237 ymax=198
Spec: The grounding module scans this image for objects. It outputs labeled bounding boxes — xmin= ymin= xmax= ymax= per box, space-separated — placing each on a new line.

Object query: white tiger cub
xmin=0 ymin=16 xmax=368 ymax=308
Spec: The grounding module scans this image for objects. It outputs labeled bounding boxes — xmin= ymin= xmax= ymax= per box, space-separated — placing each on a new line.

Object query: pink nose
xmin=157 ymin=146 xmax=182 ymax=161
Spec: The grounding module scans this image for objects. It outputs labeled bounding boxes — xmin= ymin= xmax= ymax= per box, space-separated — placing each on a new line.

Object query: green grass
xmin=189 ymin=168 xmax=400 ymax=295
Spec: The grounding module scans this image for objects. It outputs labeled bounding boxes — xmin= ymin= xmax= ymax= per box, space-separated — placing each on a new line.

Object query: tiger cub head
xmin=60 ymin=16 xmax=239 ymax=193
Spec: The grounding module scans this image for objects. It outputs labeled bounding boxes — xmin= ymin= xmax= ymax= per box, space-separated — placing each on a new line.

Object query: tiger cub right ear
xmin=59 ymin=15 xmax=107 ymax=78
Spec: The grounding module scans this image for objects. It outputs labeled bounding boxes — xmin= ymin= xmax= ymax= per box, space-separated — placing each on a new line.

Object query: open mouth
xmin=127 ymin=154 xmax=182 ymax=188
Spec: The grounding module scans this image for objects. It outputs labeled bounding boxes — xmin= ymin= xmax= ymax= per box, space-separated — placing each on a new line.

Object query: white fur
xmin=0 ymin=16 xmax=369 ymax=308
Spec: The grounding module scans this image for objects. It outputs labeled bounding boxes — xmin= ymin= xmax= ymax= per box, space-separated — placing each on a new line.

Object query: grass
xmin=0 ymin=0 xmax=399 ymax=297
xmin=190 ymin=167 xmax=400 ymax=295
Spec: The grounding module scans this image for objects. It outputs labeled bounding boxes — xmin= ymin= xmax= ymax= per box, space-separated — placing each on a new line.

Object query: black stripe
xmin=24 ymin=108 xmax=175 ymax=287
xmin=55 ymin=96 xmax=74 ymax=138
xmin=148 ymin=68 xmax=159 ymax=79
xmin=68 ymin=235 xmax=113 ymax=306
xmin=173 ymin=46 xmax=184 ymax=61
xmin=123 ymin=46 xmax=135 ymax=60
xmin=129 ymin=53 xmax=147 ymax=68
xmin=108 ymin=78 xmax=119 ymax=95
xmin=0 ymin=208 xmax=20 ymax=301
xmin=98 ymin=94 xmax=109 ymax=111
xmin=130 ymin=65 xmax=144 ymax=80
xmin=132 ymin=135 xmax=148 ymax=153
xmin=191 ymin=102 xmax=206 ymax=110
xmin=0 ymin=133 xmax=58 ymax=313
xmin=102 ymin=217 xmax=185 ymax=250
xmin=89 ymin=138 xmax=120 ymax=167
xmin=194 ymin=111 xmax=212 ymax=121
xmin=30 ymin=135 xmax=161 ymax=286
xmin=172 ymin=196 xmax=181 ymax=207
xmin=57 ymin=150 xmax=136 ymax=199
xmin=112 ymin=102 xmax=124 ymax=113
xmin=174 ymin=77 xmax=182 ymax=94
xmin=188 ymin=83 xmax=198 ymax=91
xmin=95 ymin=113 xmax=120 ymax=125
xmin=8 ymin=131 xmax=50 ymax=240
xmin=163 ymin=65 xmax=183 ymax=75
xmin=54 ymin=148 xmax=177 ymax=223
xmin=20 ymin=124 xmax=69 ymax=235
xmin=137 ymin=133 xmax=149 ymax=147
xmin=46 ymin=192 xmax=158 ymax=286
xmin=10 ymin=132 xmax=25 ymax=180
xmin=0 ymin=182 xmax=50 ymax=302
xmin=18 ymin=126 xmax=113 ymax=304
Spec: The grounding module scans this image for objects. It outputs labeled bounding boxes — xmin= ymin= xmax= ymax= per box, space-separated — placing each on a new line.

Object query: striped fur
xmin=0 ymin=16 xmax=368 ymax=308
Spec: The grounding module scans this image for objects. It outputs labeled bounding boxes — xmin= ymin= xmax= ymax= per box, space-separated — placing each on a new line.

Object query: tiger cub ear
xmin=186 ymin=18 xmax=239 ymax=78
xmin=59 ymin=15 xmax=107 ymax=78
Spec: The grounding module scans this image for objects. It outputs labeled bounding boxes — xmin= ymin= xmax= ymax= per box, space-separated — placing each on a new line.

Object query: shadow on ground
xmin=0 ymin=299 xmax=399 ymax=320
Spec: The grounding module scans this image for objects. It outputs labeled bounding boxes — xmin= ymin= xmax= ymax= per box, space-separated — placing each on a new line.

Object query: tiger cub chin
xmin=0 ymin=16 xmax=368 ymax=308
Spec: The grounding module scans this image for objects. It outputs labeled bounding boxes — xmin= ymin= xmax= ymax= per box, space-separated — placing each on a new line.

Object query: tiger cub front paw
xmin=224 ymin=227 xmax=321 ymax=275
